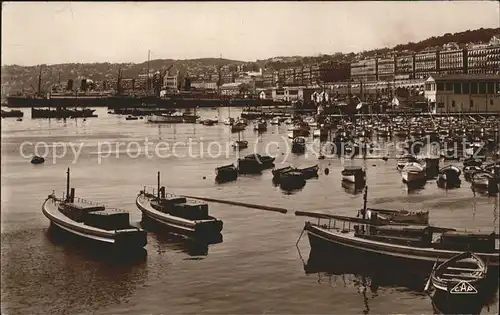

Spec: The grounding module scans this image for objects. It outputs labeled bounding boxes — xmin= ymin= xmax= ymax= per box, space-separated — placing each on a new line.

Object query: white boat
xmin=231 ymin=122 xmax=246 ymax=132
xmin=224 ymin=117 xmax=235 ymax=125
xmin=270 ymin=117 xmax=280 ymax=125
xmin=401 ymin=162 xmax=426 ymax=183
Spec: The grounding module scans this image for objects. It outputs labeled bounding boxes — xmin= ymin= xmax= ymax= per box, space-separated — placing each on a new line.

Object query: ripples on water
xmin=1 ymin=107 xmax=499 ymax=314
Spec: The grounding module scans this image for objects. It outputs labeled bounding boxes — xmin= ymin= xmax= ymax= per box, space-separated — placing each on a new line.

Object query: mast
xmin=157 ymin=171 xmax=160 ymax=199
xmin=66 ymin=168 xmax=70 ymax=202
xmin=147 ymin=50 xmax=151 ymax=96
xmin=37 ymin=65 xmax=43 ymax=97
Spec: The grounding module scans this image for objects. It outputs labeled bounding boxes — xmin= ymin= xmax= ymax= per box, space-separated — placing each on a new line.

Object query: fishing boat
xmin=287 ymin=123 xmax=310 ymax=139
xmin=437 ymin=165 xmax=461 ymax=187
xmin=238 ymin=153 xmax=275 ymax=174
xmin=223 ymin=117 xmax=234 ymax=126
xmin=232 ymin=139 xmax=248 ymax=150
xmin=471 ymin=171 xmax=497 ymax=193
xmin=341 ymin=166 xmax=366 ymax=184
xmin=291 ymin=137 xmax=306 ymax=154
xmin=364 ymin=208 xmax=430 ymax=225
xmin=397 ymin=154 xmax=420 ymax=171
xmin=401 ymin=162 xmax=426 ymax=184
xmin=429 ymin=251 xmax=487 ymax=294
xmin=253 ymin=119 xmax=267 ymax=131
xmin=463 ymin=157 xmax=483 ymax=167
xmin=202 ymin=118 xmax=218 ymax=126
xmin=215 ymin=164 xmax=238 ymax=183
xmin=279 ymin=170 xmax=306 ymax=190
xmin=136 ymin=172 xmax=223 ymax=237
xmin=299 ymin=203 xmax=499 ymax=269
xmin=272 ymin=166 xmax=295 ymax=180
xmin=231 ymin=121 xmax=246 ymax=132
xmin=312 ymin=127 xmax=328 ymax=140
xmin=1 ymin=109 xmax=23 ymax=118
xmin=464 ymin=166 xmax=483 ymax=182
xmin=43 ymin=168 xmax=147 ymax=249
xmin=298 ymin=165 xmax=319 ymax=179
xmin=125 ymin=115 xmax=138 ymax=120
xmin=270 ymin=117 xmax=280 ymax=125
xmin=31 ymin=155 xmax=45 ymax=164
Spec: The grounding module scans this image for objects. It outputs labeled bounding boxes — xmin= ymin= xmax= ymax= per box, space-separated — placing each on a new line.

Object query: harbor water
xmin=1 ymin=107 xmax=499 ymax=314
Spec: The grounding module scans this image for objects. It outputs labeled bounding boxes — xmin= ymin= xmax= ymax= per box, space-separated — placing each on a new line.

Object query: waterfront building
xmin=319 ymin=61 xmax=351 ymax=83
xmin=414 ymin=50 xmax=438 ymax=79
xmin=376 ymin=57 xmax=396 ymax=81
xmin=424 ymin=74 xmax=500 ymax=113
xmin=466 ymin=44 xmax=500 ymax=75
xmin=439 ymin=48 xmax=466 ymax=75
xmin=351 ymin=58 xmax=377 ymax=82
xmin=283 ymin=86 xmax=316 ymax=102
xmin=220 ymin=82 xmax=243 ymax=96
xmin=395 ymin=54 xmax=414 ymax=80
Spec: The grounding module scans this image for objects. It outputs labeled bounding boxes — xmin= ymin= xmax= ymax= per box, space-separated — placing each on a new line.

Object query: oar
xmin=424 ymin=257 xmax=439 ymax=292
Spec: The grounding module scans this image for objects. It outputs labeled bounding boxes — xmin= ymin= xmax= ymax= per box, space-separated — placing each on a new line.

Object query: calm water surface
xmin=1 ymin=107 xmax=499 ymax=314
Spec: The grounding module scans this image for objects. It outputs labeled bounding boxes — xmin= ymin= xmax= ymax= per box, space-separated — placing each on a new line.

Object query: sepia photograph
xmin=1 ymin=1 xmax=499 ymax=314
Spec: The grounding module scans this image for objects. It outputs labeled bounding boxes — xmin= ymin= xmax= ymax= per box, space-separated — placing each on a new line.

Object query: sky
xmin=1 ymin=1 xmax=499 ymax=66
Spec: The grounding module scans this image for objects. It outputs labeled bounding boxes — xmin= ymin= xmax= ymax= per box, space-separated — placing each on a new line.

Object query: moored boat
xmin=364 ymin=208 xmax=430 ymax=225
xmin=298 ymin=164 xmax=319 ymax=179
xmin=429 ymin=251 xmax=487 ymax=294
xmin=1 ymin=109 xmax=23 ymax=118
xmin=272 ymin=166 xmax=294 ymax=180
xmin=291 ymin=137 xmax=306 ymax=154
xmin=397 ymin=154 xmax=419 ymax=171
xmin=341 ymin=166 xmax=366 ymax=184
xmin=136 ymin=172 xmax=223 ymax=237
xmin=215 ymin=164 xmax=238 ymax=183
xmin=401 ymin=162 xmax=426 ymax=184
xmin=43 ymin=168 xmax=147 ymax=249
xmin=437 ymin=165 xmax=461 ymax=187
xmin=238 ymin=153 xmax=275 ymax=174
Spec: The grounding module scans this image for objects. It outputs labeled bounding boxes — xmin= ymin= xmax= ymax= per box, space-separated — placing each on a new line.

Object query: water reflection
xmin=430 ymin=288 xmax=498 ymax=315
xmin=141 ymin=218 xmax=222 ymax=257
xmin=2 ymin=228 xmax=147 ymax=314
xmin=303 ymin=248 xmax=427 ymax=293
xmin=342 ymin=181 xmax=365 ymax=195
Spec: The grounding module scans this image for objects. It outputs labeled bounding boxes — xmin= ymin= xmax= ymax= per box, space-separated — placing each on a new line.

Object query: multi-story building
xmin=302 ymin=66 xmax=312 ymax=86
xmin=395 ymin=54 xmax=414 ymax=80
xmin=351 ymin=58 xmax=377 ymax=82
xmin=376 ymin=57 xmax=395 ymax=81
xmin=310 ymin=64 xmax=320 ymax=84
xmin=467 ymin=44 xmax=500 ymax=75
xmin=424 ymin=74 xmax=500 ymax=113
xmin=439 ymin=49 xmax=465 ymax=75
xmin=414 ymin=50 xmax=438 ymax=79
xmin=319 ymin=62 xmax=351 ymax=82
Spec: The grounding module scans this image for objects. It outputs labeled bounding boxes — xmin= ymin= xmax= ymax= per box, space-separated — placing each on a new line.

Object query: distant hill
xmin=1 ymin=27 xmax=498 ymax=95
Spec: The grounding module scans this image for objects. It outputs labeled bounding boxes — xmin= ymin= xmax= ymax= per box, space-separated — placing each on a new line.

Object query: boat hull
xmin=42 ymin=196 xmax=147 ymax=249
xmin=136 ymin=194 xmax=223 ymax=237
xmin=305 ymin=223 xmax=500 ymax=268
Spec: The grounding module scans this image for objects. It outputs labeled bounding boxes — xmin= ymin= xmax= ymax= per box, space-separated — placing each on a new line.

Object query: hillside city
xmin=1 ymin=27 xmax=499 ymax=104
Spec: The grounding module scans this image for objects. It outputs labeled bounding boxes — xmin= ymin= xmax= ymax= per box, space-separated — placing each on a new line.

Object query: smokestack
xmin=157 ymin=171 xmax=160 ymax=199
xmin=66 ymin=168 xmax=70 ymax=202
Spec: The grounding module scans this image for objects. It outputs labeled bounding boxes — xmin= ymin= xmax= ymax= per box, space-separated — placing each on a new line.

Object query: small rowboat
xmin=430 ymin=252 xmax=486 ymax=294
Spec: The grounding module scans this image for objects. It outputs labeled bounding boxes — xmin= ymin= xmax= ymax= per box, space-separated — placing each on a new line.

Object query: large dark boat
xmin=1 ymin=109 xmax=23 ymax=118
xmin=136 ymin=172 xmax=223 ymax=237
xmin=299 ymin=188 xmax=499 ymax=269
xmin=42 ymin=168 xmax=147 ymax=249
xmin=31 ymin=107 xmax=97 ymax=119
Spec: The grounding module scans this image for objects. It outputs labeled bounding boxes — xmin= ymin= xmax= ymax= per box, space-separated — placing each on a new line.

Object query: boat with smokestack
xmin=136 ymin=172 xmax=223 ymax=237
xmin=42 ymin=168 xmax=147 ymax=249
